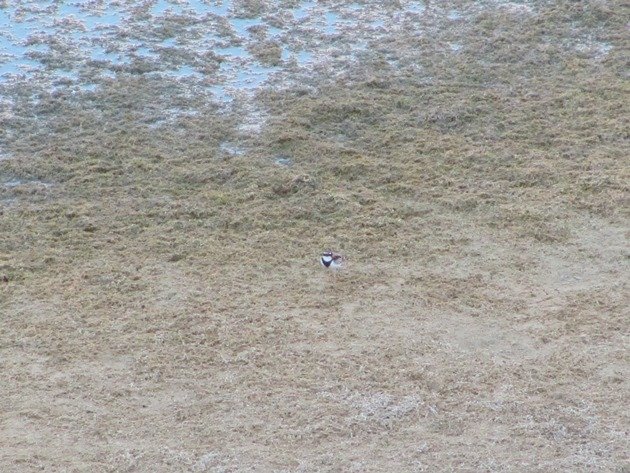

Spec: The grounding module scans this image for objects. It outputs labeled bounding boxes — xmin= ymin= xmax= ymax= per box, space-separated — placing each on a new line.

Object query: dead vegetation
xmin=0 ymin=0 xmax=628 ymax=471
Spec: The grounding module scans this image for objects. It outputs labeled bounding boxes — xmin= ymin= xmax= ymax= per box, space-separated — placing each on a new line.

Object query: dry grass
xmin=1 ymin=1 xmax=629 ymax=471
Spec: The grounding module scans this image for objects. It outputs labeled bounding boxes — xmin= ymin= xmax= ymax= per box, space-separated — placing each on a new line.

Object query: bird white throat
xmin=320 ymin=250 xmax=345 ymax=270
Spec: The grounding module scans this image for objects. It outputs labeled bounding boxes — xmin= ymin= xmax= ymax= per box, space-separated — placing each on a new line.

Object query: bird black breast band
xmin=321 ymin=258 xmax=332 ymax=267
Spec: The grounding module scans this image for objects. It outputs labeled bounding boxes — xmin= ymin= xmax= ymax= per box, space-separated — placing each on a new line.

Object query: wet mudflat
xmin=1 ymin=1 xmax=628 ymax=471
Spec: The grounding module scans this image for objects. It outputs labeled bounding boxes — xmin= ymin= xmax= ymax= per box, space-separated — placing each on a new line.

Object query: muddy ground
xmin=1 ymin=0 xmax=629 ymax=471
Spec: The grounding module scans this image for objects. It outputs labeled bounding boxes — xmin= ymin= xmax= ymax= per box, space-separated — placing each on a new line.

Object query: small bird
xmin=320 ymin=250 xmax=346 ymax=271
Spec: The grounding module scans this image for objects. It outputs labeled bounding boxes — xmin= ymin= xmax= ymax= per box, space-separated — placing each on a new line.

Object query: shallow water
xmin=0 ymin=0 xmax=432 ymax=103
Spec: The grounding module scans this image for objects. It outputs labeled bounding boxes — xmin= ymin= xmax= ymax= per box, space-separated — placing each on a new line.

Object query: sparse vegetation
xmin=1 ymin=1 xmax=628 ymax=471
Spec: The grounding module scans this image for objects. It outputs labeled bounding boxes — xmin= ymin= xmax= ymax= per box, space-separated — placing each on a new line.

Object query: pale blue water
xmin=324 ymin=12 xmax=341 ymax=34
xmin=293 ymin=2 xmax=315 ymax=21
xmin=407 ymin=2 xmax=426 ymax=14
xmin=230 ymin=18 xmax=264 ymax=33
xmin=0 ymin=0 xmax=445 ymax=169
xmin=0 ymin=1 xmax=428 ymax=103
xmin=296 ymin=50 xmax=313 ymax=64
xmin=216 ymin=45 xmax=248 ymax=57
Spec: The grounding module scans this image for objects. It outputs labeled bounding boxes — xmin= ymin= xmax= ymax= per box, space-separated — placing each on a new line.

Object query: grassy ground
xmin=1 ymin=1 xmax=628 ymax=471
